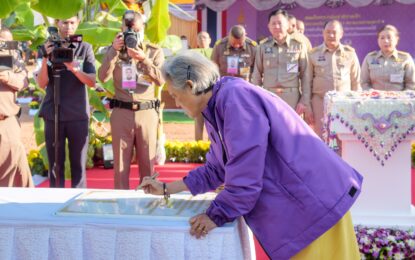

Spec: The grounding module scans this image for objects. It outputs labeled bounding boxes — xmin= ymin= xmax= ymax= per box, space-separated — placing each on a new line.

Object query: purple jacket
xmin=183 ymin=77 xmax=363 ymax=259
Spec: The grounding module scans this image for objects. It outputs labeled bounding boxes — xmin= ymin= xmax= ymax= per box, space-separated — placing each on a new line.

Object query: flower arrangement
xmin=27 ymin=149 xmax=48 ymax=176
xmin=355 ymin=225 xmax=415 ymax=259
xmin=28 ymin=101 xmax=40 ymax=110
xmin=165 ymin=140 xmax=210 ymax=163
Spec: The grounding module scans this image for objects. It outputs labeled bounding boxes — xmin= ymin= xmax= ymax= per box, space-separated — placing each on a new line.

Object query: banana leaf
xmin=11 ymin=27 xmax=35 ymax=41
xmin=88 ymin=88 xmax=108 ymax=116
xmin=76 ymin=22 xmax=119 ymax=47
xmin=100 ymin=0 xmax=128 ymax=18
xmin=0 ymin=0 xmax=26 ymax=18
xmin=14 ymin=2 xmax=34 ymax=28
xmin=31 ymin=0 xmax=84 ymax=20
xmin=145 ymin=0 xmax=171 ymax=44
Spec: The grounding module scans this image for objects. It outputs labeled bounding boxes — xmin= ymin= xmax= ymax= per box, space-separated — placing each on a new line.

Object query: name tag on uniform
xmin=390 ymin=73 xmax=404 ymax=83
xmin=227 ymin=56 xmax=239 ymax=74
xmin=287 ymin=63 xmax=298 ymax=73
xmin=122 ymin=63 xmax=136 ymax=89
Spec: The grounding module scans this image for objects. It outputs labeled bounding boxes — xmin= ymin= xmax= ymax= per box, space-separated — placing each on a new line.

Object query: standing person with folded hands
xmin=140 ymin=51 xmax=364 ymax=259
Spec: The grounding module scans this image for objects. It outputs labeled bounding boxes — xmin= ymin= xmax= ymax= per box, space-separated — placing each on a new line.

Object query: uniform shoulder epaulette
xmin=246 ymin=38 xmax=257 ymax=47
xmin=367 ymin=50 xmax=378 ymax=56
xmin=259 ymin=37 xmax=271 ymax=45
xmin=397 ymin=50 xmax=411 ymax=57
xmin=214 ymin=37 xmax=228 ymax=46
xmin=343 ymin=45 xmax=355 ymax=52
xmin=309 ymin=46 xmax=321 ymax=54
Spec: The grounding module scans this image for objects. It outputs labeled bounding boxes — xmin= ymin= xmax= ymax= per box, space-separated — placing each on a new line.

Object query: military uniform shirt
xmin=211 ymin=37 xmax=257 ymax=81
xmin=305 ymin=43 xmax=361 ymax=98
xmin=361 ymin=50 xmax=415 ymax=91
xmin=252 ymin=35 xmax=311 ymax=105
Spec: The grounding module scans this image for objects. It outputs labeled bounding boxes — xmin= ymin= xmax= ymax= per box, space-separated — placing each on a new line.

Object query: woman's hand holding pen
xmin=139 ymin=173 xmax=164 ymax=195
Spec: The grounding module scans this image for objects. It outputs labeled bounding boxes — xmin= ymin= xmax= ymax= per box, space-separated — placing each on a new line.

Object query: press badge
xmin=227 ymin=56 xmax=239 ymax=75
xmin=287 ymin=63 xmax=298 ymax=73
xmin=122 ymin=63 xmax=136 ymax=89
xmin=390 ymin=73 xmax=404 ymax=83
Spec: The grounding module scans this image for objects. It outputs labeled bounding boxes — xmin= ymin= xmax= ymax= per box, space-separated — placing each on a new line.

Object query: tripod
xmin=52 ymin=65 xmax=65 ymax=187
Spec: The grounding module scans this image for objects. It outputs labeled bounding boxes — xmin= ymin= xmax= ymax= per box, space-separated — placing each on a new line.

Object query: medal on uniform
xmin=265 ymin=47 xmax=272 ymax=54
xmin=317 ymin=55 xmax=326 ymax=62
xmin=287 ymin=63 xmax=299 ymax=73
xmin=122 ymin=63 xmax=136 ymax=89
xmin=227 ymin=56 xmax=239 ymax=75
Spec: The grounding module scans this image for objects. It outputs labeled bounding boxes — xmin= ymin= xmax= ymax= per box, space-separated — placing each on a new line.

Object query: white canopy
xmin=196 ymin=0 xmax=415 ymax=12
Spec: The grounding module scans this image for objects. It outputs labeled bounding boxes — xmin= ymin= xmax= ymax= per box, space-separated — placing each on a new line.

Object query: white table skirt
xmin=0 ymin=188 xmax=253 ymax=260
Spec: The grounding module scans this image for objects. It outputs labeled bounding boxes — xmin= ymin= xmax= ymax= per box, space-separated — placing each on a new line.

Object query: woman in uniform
xmin=361 ymin=24 xmax=415 ymax=91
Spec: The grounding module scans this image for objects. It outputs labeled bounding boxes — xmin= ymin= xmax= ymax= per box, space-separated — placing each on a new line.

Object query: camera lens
xmin=124 ymin=34 xmax=138 ymax=49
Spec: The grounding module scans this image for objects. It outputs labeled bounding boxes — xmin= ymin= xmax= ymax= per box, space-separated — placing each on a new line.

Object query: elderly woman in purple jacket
xmin=141 ymin=51 xmax=363 ymax=259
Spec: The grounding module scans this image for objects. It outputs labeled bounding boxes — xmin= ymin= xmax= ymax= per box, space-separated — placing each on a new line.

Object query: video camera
xmin=122 ymin=10 xmax=139 ymax=49
xmin=0 ymin=40 xmax=19 ymax=72
xmin=39 ymin=27 xmax=83 ymax=65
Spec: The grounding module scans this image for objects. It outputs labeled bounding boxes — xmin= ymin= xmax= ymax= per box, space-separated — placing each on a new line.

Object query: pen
xmin=136 ymin=172 xmax=159 ymax=190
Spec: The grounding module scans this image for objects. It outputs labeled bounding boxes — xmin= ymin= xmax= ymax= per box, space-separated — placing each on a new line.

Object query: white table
xmin=0 ymin=188 xmax=253 ymax=260
xmin=324 ymin=90 xmax=415 ymax=228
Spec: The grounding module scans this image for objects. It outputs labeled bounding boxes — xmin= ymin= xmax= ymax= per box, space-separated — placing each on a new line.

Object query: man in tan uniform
xmin=211 ymin=25 xmax=257 ymax=81
xmin=288 ymin=14 xmax=312 ymax=51
xmin=0 ymin=27 xmax=33 ymax=187
xmin=305 ymin=20 xmax=361 ymax=138
xmin=297 ymin=19 xmax=305 ymax=34
xmin=252 ymin=9 xmax=311 ymax=116
xmin=98 ymin=11 xmax=165 ymax=189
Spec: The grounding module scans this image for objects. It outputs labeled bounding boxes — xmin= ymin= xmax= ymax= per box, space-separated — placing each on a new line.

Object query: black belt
xmin=109 ymin=99 xmax=160 ymax=111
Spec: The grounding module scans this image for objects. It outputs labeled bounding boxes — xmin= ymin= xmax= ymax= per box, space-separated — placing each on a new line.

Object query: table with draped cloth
xmin=0 ymin=188 xmax=253 ymax=260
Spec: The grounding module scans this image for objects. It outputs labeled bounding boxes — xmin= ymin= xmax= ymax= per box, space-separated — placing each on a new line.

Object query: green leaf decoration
xmin=0 ymin=0 xmax=26 ymax=18
xmin=31 ymin=0 xmax=84 ymax=20
xmin=145 ymin=0 xmax=171 ymax=44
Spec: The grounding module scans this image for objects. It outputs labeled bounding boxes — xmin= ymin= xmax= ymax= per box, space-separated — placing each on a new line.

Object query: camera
xmin=123 ymin=10 xmax=139 ymax=49
xmin=38 ymin=27 xmax=83 ymax=65
xmin=0 ymin=40 xmax=19 ymax=72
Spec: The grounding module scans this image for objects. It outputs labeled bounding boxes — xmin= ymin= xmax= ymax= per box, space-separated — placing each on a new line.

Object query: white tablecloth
xmin=0 ymin=188 xmax=253 ymax=260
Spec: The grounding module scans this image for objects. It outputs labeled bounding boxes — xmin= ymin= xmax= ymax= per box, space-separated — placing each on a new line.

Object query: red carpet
xmin=37 ymin=164 xmax=415 ymax=260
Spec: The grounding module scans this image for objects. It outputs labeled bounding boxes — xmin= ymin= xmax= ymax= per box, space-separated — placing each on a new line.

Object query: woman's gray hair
xmin=161 ymin=51 xmax=220 ymax=95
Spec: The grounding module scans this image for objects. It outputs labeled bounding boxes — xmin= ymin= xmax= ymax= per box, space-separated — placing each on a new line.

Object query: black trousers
xmin=45 ymin=119 xmax=89 ymax=188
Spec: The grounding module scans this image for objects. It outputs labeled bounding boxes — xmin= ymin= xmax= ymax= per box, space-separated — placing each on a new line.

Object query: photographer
xmin=35 ymin=15 xmax=96 ymax=188
xmin=0 ymin=27 xmax=33 ymax=187
xmin=98 ymin=11 xmax=164 ymax=189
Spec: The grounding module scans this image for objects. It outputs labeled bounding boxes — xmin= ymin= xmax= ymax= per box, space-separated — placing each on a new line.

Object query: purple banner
xmin=227 ymin=2 xmax=415 ymax=62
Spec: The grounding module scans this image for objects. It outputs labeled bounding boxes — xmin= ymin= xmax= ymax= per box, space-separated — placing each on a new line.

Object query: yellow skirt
xmin=291 ymin=211 xmax=360 ymax=260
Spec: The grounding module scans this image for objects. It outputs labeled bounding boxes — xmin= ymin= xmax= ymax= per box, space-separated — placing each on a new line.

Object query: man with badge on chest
xmin=252 ymin=9 xmax=311 ymax=117
xmin=304 ymin=20 xmax=361 ymax=138
xmin=98 ymin=10 xmax=164 ymax=189
xmin=211 ymin=25 xmax=257 ymax=82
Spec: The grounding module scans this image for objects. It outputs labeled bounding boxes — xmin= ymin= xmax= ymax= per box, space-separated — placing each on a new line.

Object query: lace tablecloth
xmin=0 ymin=188 xmax=253 ymax=260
